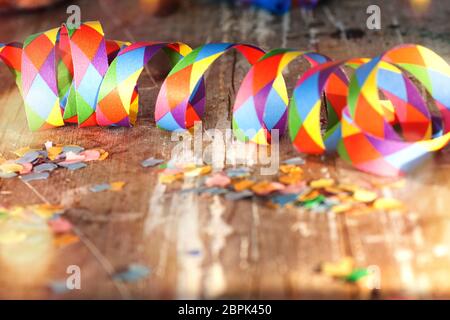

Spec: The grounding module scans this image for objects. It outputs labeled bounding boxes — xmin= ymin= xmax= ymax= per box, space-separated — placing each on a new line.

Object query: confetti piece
xmin=47 ymin=147 xmax=63 ymax=161
xmin=33 ymin=204 xmax=65 ymax=219
xmin=301 ymin=194 xmax=326 ymax=209
xmin=205 ymin=173 xmax=231 ymax=188
xmin=0 ymin=170 xmax=12 ymax=179
xmin=89 ymin=183 xmax=111 ymax=193
xmin=321 ymin=257 xmax=355 ymax=278
xmin=60 ymin=151 xmax=86 ymax=164
xmin=232 ymin=179 xmax=255 ymax=191
xmin=345 ymin=268 xmax=372 ymax=283
xmin=80 ymin=149 xmax=101 ymax=161
xmin=110 ymin=181 xmax=126 ymax=191
xmin=33 ymin=163 xmax=58 ymax=173
xmin=279 ymin=164 xmax=303 ymax=174
xmin=279 ymin=173 xmax=303 ymax=185
xmin=44 ymin=141 xmax=53 ymax=150
xmin=0 ymin=230 xmax=27 ymax=244
xmin=331 ymin=203 xmax=353 ymax=213
xmin=201 ymin=187 xmax=229 ymax=195
xmin=226 ymin=167 xmax=251 ymax=178
xmin=61 ymin=162 xmax=87 ymax=171
xmin=280 ymin=182 xmax=306 ymax=194
xmin=13 ymin=147 xmax=34 ymax=157
xmin=353 ymin=189 xmax=378 ymax=203
xmin=15 ymin=150 xmax=40 ymax=164
xmin=251 ymin=181 xmax=285 ymax=196
xmin=54 ymin=233 xmax=80 ymax=248
xmin=48 ymin=217 xmax=73 ymax=234
xmin=48 ymin=281 xmax=70 ymax=294
xmin=373 ymin=198 xmax=405 ymax=211
xmin=283 ymin=157 xmax=305 ymax=165
xmin=20 ymin=172 xmax=50 ymax=182
xmin=90 ymin=181 xmax=126 ymax=193
xmin=184 ymin=165 xmax=212 ymax=177
xmin=113 ymin=264 xmax=150 ymax=282
xmin=159 ymin=171 xmax=183 ymax=184
xmin=141 ymin=157 xmax=164 ymax=168
xmin=62 ymin=145 xmax=84 ymax=154
xmin=97 ymin=149 xmax=109 ymax=161
xmin=271 ymin=193 xmax=300 ymax=207
xmin=19 ymin=162 xmax=33 ymax=174
xmin=0 ymin=162 xmax=23 ymax=173
xmin=310 ymin=178 xmax=335 ymax=189
xmin=225 ymin=190 xmax=253 ymax=201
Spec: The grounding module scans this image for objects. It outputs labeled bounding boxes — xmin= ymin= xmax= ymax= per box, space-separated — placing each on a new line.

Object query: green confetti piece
xmin=301 ymin=194 xmax=326 ymax=209
xmin=345 ymin=268 xmax=371 ymax=283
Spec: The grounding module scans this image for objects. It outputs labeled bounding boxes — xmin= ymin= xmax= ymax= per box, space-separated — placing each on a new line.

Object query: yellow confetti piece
xmin=0 ymin=162 xmax=23 ymax=173
xmin=310 ymin=178 xmax=335 ymax=189
xmin=199 ymin=165 xmax=212 ymax=175
xmin=353 ymin=189 xmax=378 ymax=203
xmin=324 ymin=186 xmax=347 ymax=195
xmin=184 ymin=165 xmax=211 ymax=177
xmin=373 ymin=198 xmax=405 ymax=211
xmin=279 ymin=165 xmax=303 ymax=174
xmin=321 ymin=257 xmax=355 ymax=278
xmin=338 ymin=184 xmax=359 ymax=192
xmin=13 ymin=147 xmax=35 ymax=157
xmin=233 ymin=179 xmax=254 ymax=192
xmin=96 ymin=149 xmax=109 ymax=161
xmin=331 ymin=203 xmax=353 ymax=213
xmin=159 ymin=173 xmax=183 ymax=184
xmin=179 ymin=162 xmax=197 ymax=170
xmin=47 ymin=146 xmax=63 ymax=160
xmin=298 ymin=190 xmax=320 ymax=201
xmin=0 ymin=230 xmax=27 ymax=244
xmin=251 ymin=181 xmax=284 ymax=195
xmin=110 ymin=181 xmax=126 ymax=191
xmin=279 ymin=173 xmax=303 ymax=185
xmin=32 ymin=204 xmax=65 ymax=219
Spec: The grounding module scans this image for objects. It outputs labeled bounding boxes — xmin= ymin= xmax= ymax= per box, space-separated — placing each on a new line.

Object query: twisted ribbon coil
xmin=0 ymin=21 xmax=449 ymax=177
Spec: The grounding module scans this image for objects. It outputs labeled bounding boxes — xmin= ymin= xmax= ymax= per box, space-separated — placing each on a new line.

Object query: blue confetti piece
xmin=60 ymin=162 xmax=87 ymax=171
xmin=200 ymin=187 xmax=229 ymax=195
xmin=49 ymin=280 xmax=70 ymax=294
xmin=20 ymin=172 xmax=50 ymax=182
xmin=271 ymin=193 xmax=299 ymax=206
xmin=34 ymin=163 xmax=58 ymax=173
xmin=89 ymin=183 xmax=111 ymax=193
xmin=225 ymin=190 xmax=253 ymax=201
xmin=15 ymin=150 xmax=40 ymax=164
xmin=283 ymin=157 xmax=305 ymax=165
xmin=141 ymin=157 xmax=164 ymax=168
xmin=113 ymin=264 xmax=151 ymax=282
xmin=226 ymin=167 xmax=251 ymax=178
xmin=63 ymin=146 xmax=85 ymax=154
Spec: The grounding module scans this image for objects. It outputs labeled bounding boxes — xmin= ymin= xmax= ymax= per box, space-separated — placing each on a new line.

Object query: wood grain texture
xmin=0 ymin=0 xmax=449 ymax=299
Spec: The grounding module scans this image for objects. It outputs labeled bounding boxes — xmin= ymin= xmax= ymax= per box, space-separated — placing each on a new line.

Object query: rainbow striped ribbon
xmin=0 ymin=21 xmax=449 ymax=177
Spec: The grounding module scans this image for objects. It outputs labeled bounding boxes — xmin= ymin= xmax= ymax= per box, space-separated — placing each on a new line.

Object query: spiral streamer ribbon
xmin=0 ymin=21 xmax=449 ymax=177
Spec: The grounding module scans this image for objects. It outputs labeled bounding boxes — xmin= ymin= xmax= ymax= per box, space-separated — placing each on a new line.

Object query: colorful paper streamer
xmin=0 ymin=21 xmax=449 ymax=177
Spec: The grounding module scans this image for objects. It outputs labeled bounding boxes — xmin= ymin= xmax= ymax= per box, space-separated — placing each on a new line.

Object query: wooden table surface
xmin=0 ymin=0 xmax=449 ymax=299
